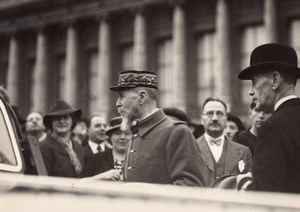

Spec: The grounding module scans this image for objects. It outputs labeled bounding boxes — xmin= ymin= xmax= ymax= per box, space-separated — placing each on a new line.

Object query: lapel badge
xmin=238 ymin=160 xmax=245 ymax=173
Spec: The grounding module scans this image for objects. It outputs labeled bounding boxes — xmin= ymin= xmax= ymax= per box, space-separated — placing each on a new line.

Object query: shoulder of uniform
xmin=173 ymin=121 xmax=187 ymax=126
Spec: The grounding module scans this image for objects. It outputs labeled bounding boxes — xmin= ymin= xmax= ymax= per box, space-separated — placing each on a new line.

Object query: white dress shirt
xmin=88 ymin=140 xmax=106 ymax=154
xmin=204 ymin=133 xmax=225 ymax=162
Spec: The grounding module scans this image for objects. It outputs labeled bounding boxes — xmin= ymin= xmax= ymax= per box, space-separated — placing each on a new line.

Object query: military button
xmin=129 ymin=149 xmax=136 ymax=153
xmin=127 ymin=166 xmax=134 ymax=170
xmin=133 ymin=134 xmax=138 ymax=138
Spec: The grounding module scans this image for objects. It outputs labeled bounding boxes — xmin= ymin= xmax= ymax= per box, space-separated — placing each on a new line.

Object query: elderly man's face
xmin=201 ymin=101 xmax=227 ymax=137
xmin=249 ymin=73 xmax=275 ymax=112
xmin=116 ymin=88 xmax=141 ymax=121
xmin=25 ymin=112 xmax=45 ymax=133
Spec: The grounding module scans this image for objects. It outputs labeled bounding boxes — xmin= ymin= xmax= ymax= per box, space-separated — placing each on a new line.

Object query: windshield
xmin=0 ymin=99 xmax=23 ymax=172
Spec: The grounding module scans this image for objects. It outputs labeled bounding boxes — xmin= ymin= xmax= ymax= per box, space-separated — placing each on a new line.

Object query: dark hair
xmin=87 ymin=114 xmax=104 ymax=128
xmin=202 ymin=97 xmax=227 ymax=112
xmin=227 ymin=113 xmax=245 ymax=131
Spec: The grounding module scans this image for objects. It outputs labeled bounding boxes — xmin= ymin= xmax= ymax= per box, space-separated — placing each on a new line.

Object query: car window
xmin=0 ymin=99 xmax=23 ymax=172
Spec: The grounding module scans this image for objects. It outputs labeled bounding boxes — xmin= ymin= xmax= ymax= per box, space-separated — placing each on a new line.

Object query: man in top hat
xmin=237 ymin=43 xmax=300 ymax=193
xmin=110 ymin=70 xmax=206 ymax=186
xmin=40 ymin=100 xmax=85 ymax=178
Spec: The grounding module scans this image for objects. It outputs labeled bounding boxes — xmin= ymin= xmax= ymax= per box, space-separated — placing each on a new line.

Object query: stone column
xmin=31 ymin=28 xmax=47 ymax=113
xmin=94 ymin=17 xmax=111 ymax=119
xmin=7 ymin=34 xmax=20 ymax=106
xmin=64 ymin=23 xmax=78 ymax=106
xmin=215 ymin=0 xmax=231 ymax=107
xmin=264 ymin=0 xmax=278 ymax=42
xmin=133 ymin=9 xmax=147 ymax=70
xmin=172 ymin=2 xmax=186 ymax=110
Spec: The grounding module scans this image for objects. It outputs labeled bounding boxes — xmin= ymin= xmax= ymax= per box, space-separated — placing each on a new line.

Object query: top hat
xmin=110 ymin=70 xmax=158 ymax=92
xmin=43 ymin=100 xmax=81 ymax=129
xmin=106 ymin=116 xmax=122 ymax=136
xmin=239 ymin=43 xmax=300 ymax=79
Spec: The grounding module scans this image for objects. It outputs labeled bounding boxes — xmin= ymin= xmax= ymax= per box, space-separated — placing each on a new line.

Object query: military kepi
xmin=239 ymin=43 xmax=300 ymax=80
xmin=110 ymin=70 xmax=158 ymax=92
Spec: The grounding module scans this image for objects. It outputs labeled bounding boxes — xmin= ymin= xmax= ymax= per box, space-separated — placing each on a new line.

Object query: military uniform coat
xmin=196 ymin=135 xmax=252 ymax=187
xmin=40 ymin=134 xmax=85 ymax=178
xmin=124 ymin=109 xmax=206 ymax=186
xmin=250 ymin=98 xmax=300 ymax=193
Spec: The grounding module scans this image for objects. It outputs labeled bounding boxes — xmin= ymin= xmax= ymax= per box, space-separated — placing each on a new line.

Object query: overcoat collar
xmin=275 ymin=98 xmax=300 ymax=112
xmin=137 ymin=109 xmax=168 ymax=137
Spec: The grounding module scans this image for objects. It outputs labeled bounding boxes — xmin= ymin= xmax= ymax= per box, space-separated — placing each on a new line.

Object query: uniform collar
xmin=137 ymin=109 xmax=168 ymax=137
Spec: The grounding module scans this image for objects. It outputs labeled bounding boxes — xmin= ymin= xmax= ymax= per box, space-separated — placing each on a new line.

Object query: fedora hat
xmin=106 ymin=116 xmax=122 ymax=136
xmin=110 ymin=70 xmax=158 ymax=92
xmin=239 ymin=43 xmax=300 ymax=79
xmin=43 ymin=100 xmax=81 ymax=129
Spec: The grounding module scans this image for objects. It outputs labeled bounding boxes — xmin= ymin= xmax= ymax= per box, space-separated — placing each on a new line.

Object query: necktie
xmin=97 ymin=145 xmax=102 ymax=152
xmin=209 ymin=137 xmax=222 ymax=146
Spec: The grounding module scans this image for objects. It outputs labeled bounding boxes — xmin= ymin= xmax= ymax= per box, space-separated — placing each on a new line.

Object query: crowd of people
xmin=1 ymin=42 xmax=300 ymax=194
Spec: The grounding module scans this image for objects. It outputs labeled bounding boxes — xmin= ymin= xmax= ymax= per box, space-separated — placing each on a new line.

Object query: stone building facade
xmin=0 ymin=0 xmax=300 ymax=123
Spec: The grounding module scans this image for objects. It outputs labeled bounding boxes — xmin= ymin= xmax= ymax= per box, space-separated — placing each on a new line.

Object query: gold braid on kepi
xmin=110 ymin=70 xmax=158 ymax=92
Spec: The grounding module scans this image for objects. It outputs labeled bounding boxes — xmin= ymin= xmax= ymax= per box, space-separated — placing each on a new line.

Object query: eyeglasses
xmin=202 ymin=111 xmax=226 ymax=119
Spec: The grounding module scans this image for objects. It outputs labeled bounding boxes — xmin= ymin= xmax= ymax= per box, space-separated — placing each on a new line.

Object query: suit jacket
xmin=40 ymin=134 xmax=85 ymax=178
xmin=196 ymin=135 xmax=252 ymax=187
xmin=81 ymin=149 xmax=114 ymax=177
xmin=250 ymin=98 xmax=300 ymax=193
xmin=124 ymin=109 xmax=206 ymax=186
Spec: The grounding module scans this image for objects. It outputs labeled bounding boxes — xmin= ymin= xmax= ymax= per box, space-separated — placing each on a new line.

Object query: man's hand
xmin=81 ymin=169 xmax=121 ymax=182
xmin=92 ymin=169 xmax=121 ymax=181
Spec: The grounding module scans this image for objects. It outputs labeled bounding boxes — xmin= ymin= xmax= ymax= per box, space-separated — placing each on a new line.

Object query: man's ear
xmin=139 ymin=90 xmax=148 ymax=104
xmin=271 ymin=71 xmax=281 ymax=90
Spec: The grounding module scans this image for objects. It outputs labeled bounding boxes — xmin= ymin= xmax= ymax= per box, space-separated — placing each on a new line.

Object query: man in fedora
xmin=237 ymin=43 xmax=300 ymax=193
xmin=110 ymin=70 xmax=206 ymax=186
xmin=40 ymin=100 xmax=85 ymax=178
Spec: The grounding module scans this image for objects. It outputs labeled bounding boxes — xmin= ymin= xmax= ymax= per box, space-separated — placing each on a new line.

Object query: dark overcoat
xmin=124 ymin=109 xmax=206 ymax=186
xmin=196 ymin=136 xmax=252 ymax=187
xmin=81 ymin=149 xmax=114 ymax=177
xmin=40 ymin=134 xmax=85 ymax=178
xmin=250 ymin=98 xmax=300 ymax=193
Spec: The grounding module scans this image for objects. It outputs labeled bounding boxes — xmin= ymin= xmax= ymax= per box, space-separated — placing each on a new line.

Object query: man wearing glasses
xmin=196 ymin=97 xmax=252 ymax=187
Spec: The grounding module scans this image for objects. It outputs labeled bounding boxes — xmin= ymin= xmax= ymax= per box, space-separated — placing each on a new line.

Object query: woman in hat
xmin=82 ymin=116 xmax=132 ymax=181
xmin=40 ymin=100 xmax=85 ymax=178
